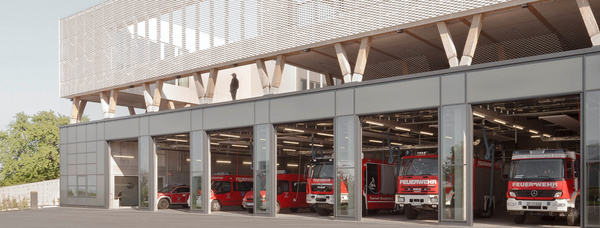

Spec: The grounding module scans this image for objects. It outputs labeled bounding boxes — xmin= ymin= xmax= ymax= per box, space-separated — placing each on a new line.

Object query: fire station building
xmin=59 ymin=0 xmax=600 ymax=226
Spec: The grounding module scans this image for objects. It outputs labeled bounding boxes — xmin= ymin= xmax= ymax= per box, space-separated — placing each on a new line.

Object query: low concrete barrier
xmin=0 ymin=179 xmax=60 ymax=209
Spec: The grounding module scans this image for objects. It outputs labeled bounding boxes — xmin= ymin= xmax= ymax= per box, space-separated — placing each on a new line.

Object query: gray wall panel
xmin=68 ymin=127 xmax=77 ymax=144
xmin=442 ymin=73 xmax=465 ymax=105
xmin=77 ymin=142 xmax=87 ymax=153
xmin=96 ymin=123 xmax=105 ymax=140
xmin=77 ymin=125 xmax=87 ymax=142
xmin=255 ymin=100 xmax=270 ymax=125
xmin=336 ymin=89 xmax=354 ymax=116
xmin=87 ymin=142 xmax=97 ymax=153
xmin=203 ymin=103 xmax=255 ymax=130
xmin=97 ymin=175 xmax=105 ymax=206
xmin=355 ymin=77 xmax=440 ymax=115
xmin=60 ymin=145 xmax=67 ymax=174
xmin=467 ymin=57 xmax=583 ymax=103
xmin=68 ymin=144 xmax=76 ymax=155
xmin=585 ymin=53 xmax=600 ymax=90
xmin=97 ymin=141 xmax=106 ymax=175
xmin=140 ymin=117 xmax=149 ymax=136
xmin=191 ymin=109 xmax=203 ymax=131
xmin=60 ymin=128 xmax=68 ymax=145
xmin=105 ymin=118 xmax=140 ymax=140
xmin=149 ymin=111 xmax=191 ymax=135
xmin=86 ymin=124 xmax=97 ymax=141
xmin=270 ymin=92 xmax=335 ymax=123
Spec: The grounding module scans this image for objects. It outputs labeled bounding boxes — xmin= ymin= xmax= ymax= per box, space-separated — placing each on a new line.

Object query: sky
xmin=0 ymin=0 xmax=107 ymax=131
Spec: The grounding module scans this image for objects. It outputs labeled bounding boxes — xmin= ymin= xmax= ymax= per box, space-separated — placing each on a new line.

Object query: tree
xmin=0 ymin=111 xmax=80 ymax=187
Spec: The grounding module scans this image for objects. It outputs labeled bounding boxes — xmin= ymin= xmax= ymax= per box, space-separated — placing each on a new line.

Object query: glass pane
xmin=139 ymin=137 xmax=150 ymax=209
xmin=335 ymin=116 xmax=357 ymax=219
xmin=88 ymin=186 xmax=97 ymax=198
xmin=586 ymin=91 xmax=600 ymax=226
xmin=191 ymin=175 xmax=202 ymax=210
xmin=254 ymin=124 xmax=273 ymax=215
xmin=68 ymin=186 xmax=77 ymax=198
xmin=441 ymin=105 xmax=468 ymax=222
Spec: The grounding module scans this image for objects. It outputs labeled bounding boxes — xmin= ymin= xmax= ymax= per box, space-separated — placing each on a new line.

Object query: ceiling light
xmin=175 ymin=134 xmax=187 ymax=137
xmin=395 ymin=126 xmax=411 ymax=132
xmin=512 ymin=125 xmax=524 ymax=130
xmin=390 ymin=142 xmax=402 ymax=146
xmin=284 ymin=128 xmax=305 ymax=133
xmin=166 ymin=138 xmax=188 ymax=142
xmin=543 ymin=134 xmax=552 ymax=137
xmin=365 ymin=121 xmax=384 ymax=126
xmin=369 ymin=140 xmax=383 ymax=143
xmin=186 ymin=158 xmax=190 ymax=162
xmin=113 ymin=155 xmax=135 ymax=159
xmin=317 ymin=132 xmax=334 ymax=137
xmin=312 ymin=143 xmax=323 ymax=147
xmin=493 ymin=119 xmax=506 ymax=125
xmin=243 ymin=161 xmax=252 ymax=165
xmin=420 ymin=131 xmax=434 ymax=136
xmin=283 ymin=148 xmax=296 ymax=152
xmin=283 ymin=141 xmax=299 ymax=145
xmin=231 ymin=144 xmax=248 ymax=148
xmin=528 ymin=130 xmax=539 ymax=134
xmin=287 ymin=164 xmax=299 ymax=167
xmin=210 ymin=142 xmax=219 ymax=145
xmin=316 ymin=123 xmax=332 ymax=126
xmin=216 ymin=160 xmax=231 ymax=164
xmin=472 ymin=112 xmax=486 ymax=118
xmin=219 ymin=133 xmax=240 ymax=138
xmin=531 ymin=135 xmax=541 ymax=138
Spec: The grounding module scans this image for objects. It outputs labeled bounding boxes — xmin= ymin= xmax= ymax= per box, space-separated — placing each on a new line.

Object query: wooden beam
xmin=77 ymin=100 xmax=87 ymax=122
xmin=459 ymin=14 xmax=484 ymax=66
xmin=459 ymin=18 xmax=507 ymax=61
xmin=352 ymin=37 xmax=372 ymax=82
xmin=192 ymin=72 xmax=206 ymax=101
xmin=69 ymin=97 xmax=80 ymax=124
xmin=205 ymin=69 xmax=218 ymax=103
xmin=334 ymin=43 xmax=353 ymax=83
xmin=577 ymin=0 xmax=600 ymax=46
xmin=255 ymin=59 xmax=270 ymax=94
xmin=128 ymin=106 xmax=136 ymax=116
xmin=152 ymin=80 xmax=163 ymax=109
xmin=184 ymin=104 xmax=192 ymax=108
xmin=437 ymin=21 xmax=459 ymax=67
xmin=325 ymin=74 xmax=335 ymax=86
xmin=142 ymin=83 xmax=155 ymax=112
xmin=270 ymin=55 xmax=286 ymax=93
xmin=108 ymin=89 xmax=119 ymax=118
xmin=168 ymin=101 xmax=176 ymax=110
xmin=99 ymin=92 xmax=110 ymax=118
xmin=528 ymin=5 xmax=573 ymax=50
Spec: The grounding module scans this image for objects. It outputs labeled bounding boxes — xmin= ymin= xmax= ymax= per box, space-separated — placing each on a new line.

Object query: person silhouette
xmin=230 ymin=73 xmax=239 ymax=100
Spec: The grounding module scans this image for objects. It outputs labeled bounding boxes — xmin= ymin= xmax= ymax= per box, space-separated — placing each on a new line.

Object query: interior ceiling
xmin=81 ymin=0 xmax=593 ymax=111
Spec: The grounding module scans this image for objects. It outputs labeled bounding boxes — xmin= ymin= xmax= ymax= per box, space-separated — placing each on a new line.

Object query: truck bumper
xmin=396 ymin=194 xmax=439 ymax=208
xmin=242 ymin=201 xmax=253 ymax=209
xmin=306 ymin=194 xmax=336 ymax=205
xmin=506 ymin=198 xmax=570 ymax=214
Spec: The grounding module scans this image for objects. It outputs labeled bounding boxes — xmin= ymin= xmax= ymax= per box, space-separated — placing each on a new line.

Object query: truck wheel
xmin=567 ymin=200 xmax=580 ymax=226
xmin=316 ymin=208 xmax=332 ymax=216
xmin=309 ymin=206 xmax=316 ymax=213
xmin=211 ymin=200 xmax=222 ymax=212
xmin=289 ymin=208 xmax=299 ymax=213
xmin=158 ymin=198 xmax=170 ymax=209
xmin=405 ymin=205 xmax=419 ymax=220
xmin=247 ymin=208 xmax=254 ymax=214
xmin=514 ymin=214 xmax=526 ymax=224
xmin=276 ymin=202 xmax=281 ymax=214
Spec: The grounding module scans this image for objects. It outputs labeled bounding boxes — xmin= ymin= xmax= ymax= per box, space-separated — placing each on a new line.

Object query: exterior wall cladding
xmin=59 ymin=0 xmax=530 ymax=98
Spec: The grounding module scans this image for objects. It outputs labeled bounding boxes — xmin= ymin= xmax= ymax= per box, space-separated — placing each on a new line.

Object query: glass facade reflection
xmin=586 ymin=91 xmax=600 ymax=227
xmin=334 ymin=116 xmax=360 ymax=220
xmin=440 ymin=105 xmax=470 ymax=224
xmin=191 ymin=131 xmax=208 ymax=212
xmin=254 ymin=124 xmax=275 ymax=216
xmin=139 ymin=136 xmax=150 ymax=209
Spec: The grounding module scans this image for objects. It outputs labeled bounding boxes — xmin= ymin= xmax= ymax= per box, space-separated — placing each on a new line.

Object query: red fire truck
xmin=306 ymin=157 xmax=396 ymax=216
xmin=210 ymin=174 xmax=253 ymax=211
xmin=506 ymin=149 xmax=580 ymax=225
xmin=395 ymin=151 xmax=499 ymax=219
xmin=241 ymin=173 xmax=310 ymax=213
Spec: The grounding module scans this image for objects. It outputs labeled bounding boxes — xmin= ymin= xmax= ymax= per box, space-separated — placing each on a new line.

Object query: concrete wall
xmin=0 ymin=179 xmax=60 ymax=207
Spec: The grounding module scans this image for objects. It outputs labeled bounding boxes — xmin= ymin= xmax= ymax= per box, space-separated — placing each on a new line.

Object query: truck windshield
xmin=510 ymin=159 xmax=565 ymax=181
xmin=400 ymin=158 xmax=438 ymax=176
xmin=310 ymin=162 xmax=334 ymax=179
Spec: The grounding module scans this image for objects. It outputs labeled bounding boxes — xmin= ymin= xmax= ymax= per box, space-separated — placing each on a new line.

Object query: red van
xmin=210 ymin=175 xmax=253 ymax=211
xmin=242 ymin=174 xmax=309 ymax=213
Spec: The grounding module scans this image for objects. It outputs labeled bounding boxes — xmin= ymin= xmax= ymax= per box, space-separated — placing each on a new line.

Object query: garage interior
xmin=471 ymin=94 xmax=580 ymax=226
xmin=110 ymin=139 xmax=140 ymax=207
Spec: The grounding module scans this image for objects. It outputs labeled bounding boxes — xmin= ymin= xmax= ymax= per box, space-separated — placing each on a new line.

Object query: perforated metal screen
xmin=60 ymin=0 xmax=526 ymax=98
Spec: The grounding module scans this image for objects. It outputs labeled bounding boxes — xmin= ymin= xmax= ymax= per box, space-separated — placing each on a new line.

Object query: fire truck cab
xmin=306 ymin=157 xmax=396 ymax=216
xmin=210 ymin=174 xmax=253 ymax=211
xmin=506 ymin=149 xmax=580 ymax=225
xmin=242 ymin=173 xmax=309 ymax=213
xmin=395 ymin=151 xmax=439 ymax=219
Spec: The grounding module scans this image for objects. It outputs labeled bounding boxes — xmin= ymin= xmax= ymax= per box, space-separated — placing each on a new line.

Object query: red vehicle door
xmin=171 ymin=186 xmax=190 ymax=204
